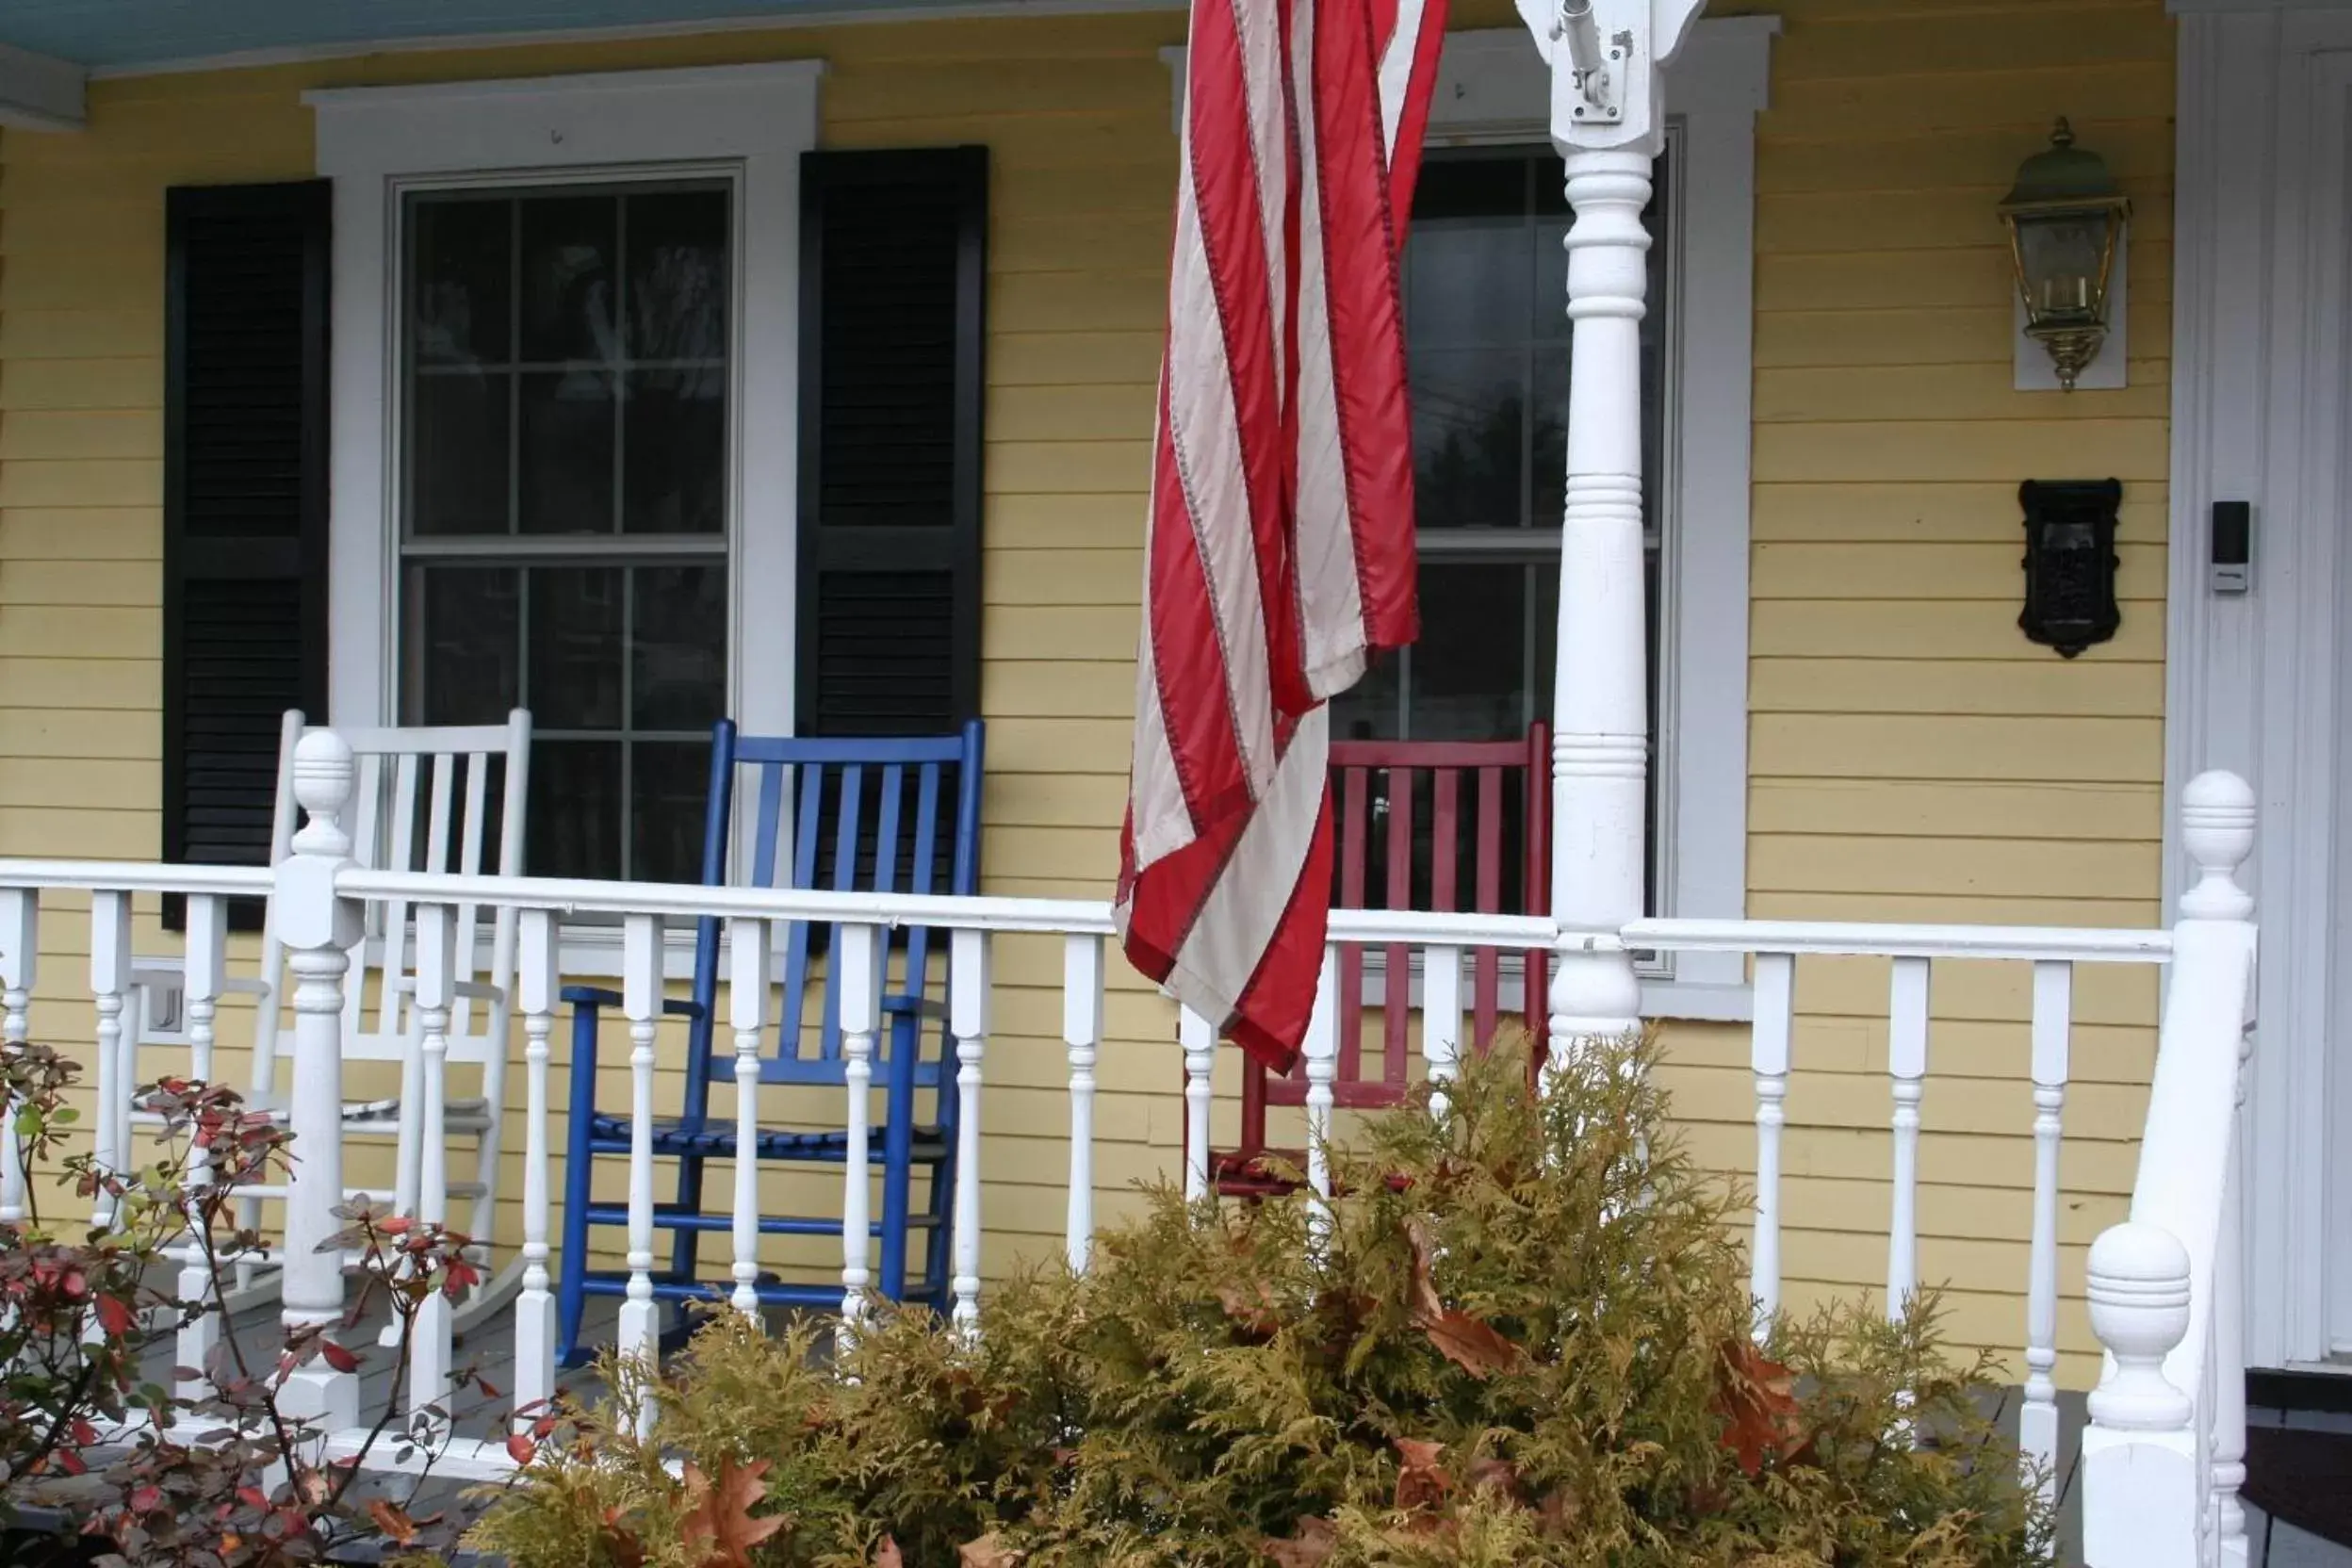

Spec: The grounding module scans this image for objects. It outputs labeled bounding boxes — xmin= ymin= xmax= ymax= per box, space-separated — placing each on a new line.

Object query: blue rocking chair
xmin=555 ymin=719 xmax=985 ymax=1364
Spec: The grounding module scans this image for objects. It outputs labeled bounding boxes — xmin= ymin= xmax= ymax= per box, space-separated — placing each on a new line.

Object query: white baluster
xmin=1886 ymin=956 xmax=1930 ymax=1320
xmin=1750 ymin=952 xmax=1794 ymax=1340
xmin=618 ymin=914 xmax=662 ymax=1430
xmin=949 ymin=929 xmax=990 ymax=1338
xmin=1180 ymin=1006 xmax=1214 ymax=1204
xmin=276 ymin=729 xmax=363 ymax=1433
xmin=0 ymin=889 xmax=36 ymax=1231
xmin=1063 ymin=934 xmax=1103 ymax=1274
xmin=2021 ymin=960 xmax=2071 ymax=1509
xmin=1304 ymin=948 xmax=1339 ymax=1241
xmin=89 ymin=890 xmax=131 ymax=1233
xmin=408 ymin=901 xmax=456 ymax=1424
xmin=2082 ymin=1222 xmax=2199 ymax=1568
xmin=836 ymin=923 xmax=879 ymax=1331
xmin=1423 ymin=945 xmax=1462 ymax=1120
xmin=731 ymin=917 xmax=772 ymax=1324
xmin=512 ymin=909 xmax=557 ymax=1430
xmin=175 ymin=895 xmax=226 ymax=1403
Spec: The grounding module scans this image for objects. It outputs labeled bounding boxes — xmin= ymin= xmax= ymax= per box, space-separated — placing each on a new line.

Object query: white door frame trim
xmin=2167 ymin=7 xmax=2352 ymax=1370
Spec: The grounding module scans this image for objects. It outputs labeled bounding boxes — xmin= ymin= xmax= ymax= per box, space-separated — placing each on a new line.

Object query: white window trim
xmin=305 ymin=61 xmax=822 ymax=974
xmin=1161 ymin=19 xmax=1772 ymax=1022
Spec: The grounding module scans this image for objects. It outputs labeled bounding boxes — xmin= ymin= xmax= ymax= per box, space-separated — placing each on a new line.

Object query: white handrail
xmin=1627 ymin=917 xmax=2172 ymax=965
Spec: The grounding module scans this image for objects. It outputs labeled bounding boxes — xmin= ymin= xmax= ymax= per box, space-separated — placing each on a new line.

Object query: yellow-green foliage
xmin=472 ymin=1035 xmax=2052 ymax=1567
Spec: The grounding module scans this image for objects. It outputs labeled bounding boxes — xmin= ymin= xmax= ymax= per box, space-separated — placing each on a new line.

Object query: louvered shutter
xmin=163 ymin=181 xmax=331 ymax=922
xmin=796 ymin=147 xmax=987 ymax=738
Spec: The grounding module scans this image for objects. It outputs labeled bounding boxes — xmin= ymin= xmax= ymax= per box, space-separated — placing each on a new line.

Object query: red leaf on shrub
xmin=56 ymin=1450 xmax=86 ymax=1477
xmin=958 ymin=1532 xmax=1022 ymax=1568
xmin=367 ymin=1500 xmax=419 ymax=1545
xmin=1709 ymin=1338 xmax=1805 ymax=1477
xmin=237 ymin=1487 xmax=270 ymax=1511
xmin=1261 ymin=1517 xmax=1338 ymax=1568
xmin=1393 ymin=1438 xmax=1451 ymax=1512
xmin=1402 ymin=1217 xmax=1525 ymax=1378
xmin=70 ymin=1418 xmax=98 ymax=1446
xmin=875 ymin=1539 xmax=905 ymax=1568
xmin=1215 ymin=1281 xmax=1282 ymax=1341
xmin=678 ymin=1458 xmax=784 ymax=1568
xmin=94 ymin=1293 xmax=136 ymax=1338
xmin=506 ymin=1433 xmax=538 ymax=1466
xmin=128 ymin=1486 xmax=163 ymax=1513
xmin=318 ymin=1339 xmax=360 ymax=1373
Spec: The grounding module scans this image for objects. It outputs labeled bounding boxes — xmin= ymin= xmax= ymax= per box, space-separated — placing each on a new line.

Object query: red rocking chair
xmin=1200 ymin=727 xmax=1552 ymax=1198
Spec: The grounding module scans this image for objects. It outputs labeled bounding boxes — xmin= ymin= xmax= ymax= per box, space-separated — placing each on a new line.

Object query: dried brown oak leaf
xmin=1394 ymin=1437 xmax=1453 ymax=1512
xmin=1404 ymin=1217 xmax=1527 ymax=1377
xmin=1709 ymin=1337 xmax=1806 ymax=1478
xmin=959 ymin=1531 xmax=1023 ymax=1568
xmin=678 ymin=1457 xmax=787 ymax=1568
xmin=1262 ymin=1515 xmax=1340 ymax=1568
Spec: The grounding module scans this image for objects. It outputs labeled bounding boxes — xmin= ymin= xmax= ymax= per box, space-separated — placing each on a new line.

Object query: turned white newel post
xmin=276 ymin=729 xmax=364 ymax=1432
xmin=1527 ymin=0 xmax=1707 ymax=1069
xmin=2082 ymin=1224 xmax=2199 ymax=1568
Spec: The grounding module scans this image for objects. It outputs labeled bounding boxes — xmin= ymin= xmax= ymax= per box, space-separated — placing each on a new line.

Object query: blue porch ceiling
xmin=1 ymin=0 xmax=1002 ymax=72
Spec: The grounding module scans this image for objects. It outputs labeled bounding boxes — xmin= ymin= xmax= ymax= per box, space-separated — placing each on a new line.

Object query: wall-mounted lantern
xmin=2000 ymin=120 xmax=2131 ymax=391
xmin=2019 ymin=480 xmax=2121 ymax=658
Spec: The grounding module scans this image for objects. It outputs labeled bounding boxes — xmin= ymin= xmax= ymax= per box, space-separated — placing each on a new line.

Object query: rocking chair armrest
xmin=384 ymin=975 xmax=506 ymax=1003
xmin=557 ymin=985 xmax=705 ymax=1021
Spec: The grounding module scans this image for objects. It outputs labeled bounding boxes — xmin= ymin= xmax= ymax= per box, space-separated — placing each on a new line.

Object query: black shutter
xmin=797 ymin=147 xmax=987 ymax=737
xmin=163 ymin=181 xmax=331 ymax=922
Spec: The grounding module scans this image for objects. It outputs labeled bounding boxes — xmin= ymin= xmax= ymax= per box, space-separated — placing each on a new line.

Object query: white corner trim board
xmin=1160 ymin=18 xmax=1772 ymax=1018
xmin=305 ymin=60 xmax=823 ymax=756
xmin=0 ymin=41 xmax=86 ymax=131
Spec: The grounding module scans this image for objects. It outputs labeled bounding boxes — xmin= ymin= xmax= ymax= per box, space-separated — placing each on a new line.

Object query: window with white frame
xmin=399 ymin=180 xmax=734 ymax=884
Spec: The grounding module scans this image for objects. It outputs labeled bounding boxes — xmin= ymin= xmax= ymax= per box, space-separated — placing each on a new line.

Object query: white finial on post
xmin=2179 ymin=770 xmax=2255 ymax=922
xmin=2082 ymin=1221 xmax=2200 ymax=1568
xmin=274 ymin=726 xmax=363 ymax=1432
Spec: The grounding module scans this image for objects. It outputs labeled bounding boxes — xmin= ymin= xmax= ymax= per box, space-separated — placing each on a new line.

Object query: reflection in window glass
xmin=400 ymin=181 xmax=733 ymax=883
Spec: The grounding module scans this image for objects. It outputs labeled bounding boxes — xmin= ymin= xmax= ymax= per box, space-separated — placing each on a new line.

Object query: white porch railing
xmin=0 ymin=735 xmax=2261 ymax=1559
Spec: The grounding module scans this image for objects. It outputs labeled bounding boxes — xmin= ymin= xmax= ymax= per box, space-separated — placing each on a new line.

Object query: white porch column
xmin=1527 ymin=0 xmax=1709 ymax=1060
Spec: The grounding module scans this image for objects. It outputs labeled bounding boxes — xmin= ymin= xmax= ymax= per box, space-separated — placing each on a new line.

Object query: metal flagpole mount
xmin=1514 ymin=0 xmax=1707 ymax=152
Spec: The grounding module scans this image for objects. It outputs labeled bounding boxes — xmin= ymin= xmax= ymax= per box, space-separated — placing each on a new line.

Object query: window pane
xmin=520 ymin=196 xmax=618 ymax=364
xmin=528 ymin=739 xmax=623 ymax=882
xmin=632 ymin=564 xmax=727 ymax=729
xmin=632 ymin=740 xmax=712 ymax=887
xmin=626 ymin=189 xmax=729 ymax=363
xmin=410 ymin=372 xmax=511 ymax=536
xmin=623 ymin=368 xmax=726 ymax=533
xmin=1405 ymin=217 xmax=1530 ymax=349
xmin=1412 ymin=349 xmax=1524 ymax=531
xmin=1415 ymin=563 xmax=1534 ymax=742
xmin=528 ymin=566 xmax=624 ymax=730
xmin=407 ymin=565 xmax=520 ymax=725
xmin=518 ymin=370 xmax=616 ymax=534
xmin=412 ymin=198 xmax=510 ymax=368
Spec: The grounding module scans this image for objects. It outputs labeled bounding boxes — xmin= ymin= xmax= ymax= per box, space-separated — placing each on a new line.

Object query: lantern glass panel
xmin=2016 ymin=210 xmax=2113 ymax=326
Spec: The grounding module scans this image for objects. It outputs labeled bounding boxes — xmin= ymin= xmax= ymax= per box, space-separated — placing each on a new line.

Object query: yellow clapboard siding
xmin=0 ymin=509 xmax=161 ymax=560
xmin=982 ymin=547 xmax=1136 ymax=607
xmin=988 ymin=383 xmax=1157 ymax=443
xmin=0 ymin=607 xmax=155 ymax=660
xmin=1755 ymin=291 xmax=2170 ymax=369
xmin=988 ymin=495 xmax=1146 ymax=549
xmin=1753 ymin=419 xmax=2169 ymax=484
xmin=1754 ymin=61 xmax=2173 ymax=144
xmin=1754 ymin=357 xmax=2169 ymax=421
xmin=0 ymin=662 xmax=158 ymax=715
xmin=1752 ymin=541 xmax=2164 ymax=601
xmin=0 ymin=754 xmax=159 ymax=808
xmin=1754 ymin=482 xmax=2166 ymax=544
xmin=0 ymin=559 xmax=159 ymax=607
xmin=991 ymin=270 xmax=1164 ymax=335
xmin=0 ymin=358 xmax=162 ymax=412
xmin=1751 ymin=599 xmax=2163 ymax=661
xmin=1750 ymin=832 xmax=2153 ymax=899
xmin=982 ymin=659 xmax=1135 ymax=718
xmin=984 ymin=605 xmax=1138 ymax=661
xmin=1759 ymin=181 xmax=2169 ymax=257
xmin=1749 ymin=659 xmax=2165 ymax=719
xmin=1772 ymin=8 xmax=2169 ymax=83
xmin=1751 ymin=714 xmax=2161 ymax=784
xmin=988 ymin=441 xmax=1149 ymax=495
xmin=1748 ymin=890 xmax=2163 ymax=930
xmin=989 ymin=330 xmax=1160 ymax=387
xmin=0 ymin=309 xmax=169 ymax=360
xmin=1748 ymin=778 xmax=2161 ymax=841
xmin=0 ymin=460 xmax=160 ymax=509
xmin=1758 ymin=122 xmax=2175 ymax=197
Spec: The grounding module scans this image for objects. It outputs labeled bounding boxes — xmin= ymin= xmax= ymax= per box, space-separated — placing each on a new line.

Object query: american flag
xmin=1115 ymin=0 xmax=1447 ymax=1070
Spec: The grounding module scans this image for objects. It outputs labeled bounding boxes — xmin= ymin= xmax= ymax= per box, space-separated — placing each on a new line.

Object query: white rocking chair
xmin=126 ymin=708 xmax=532 ymax=1338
